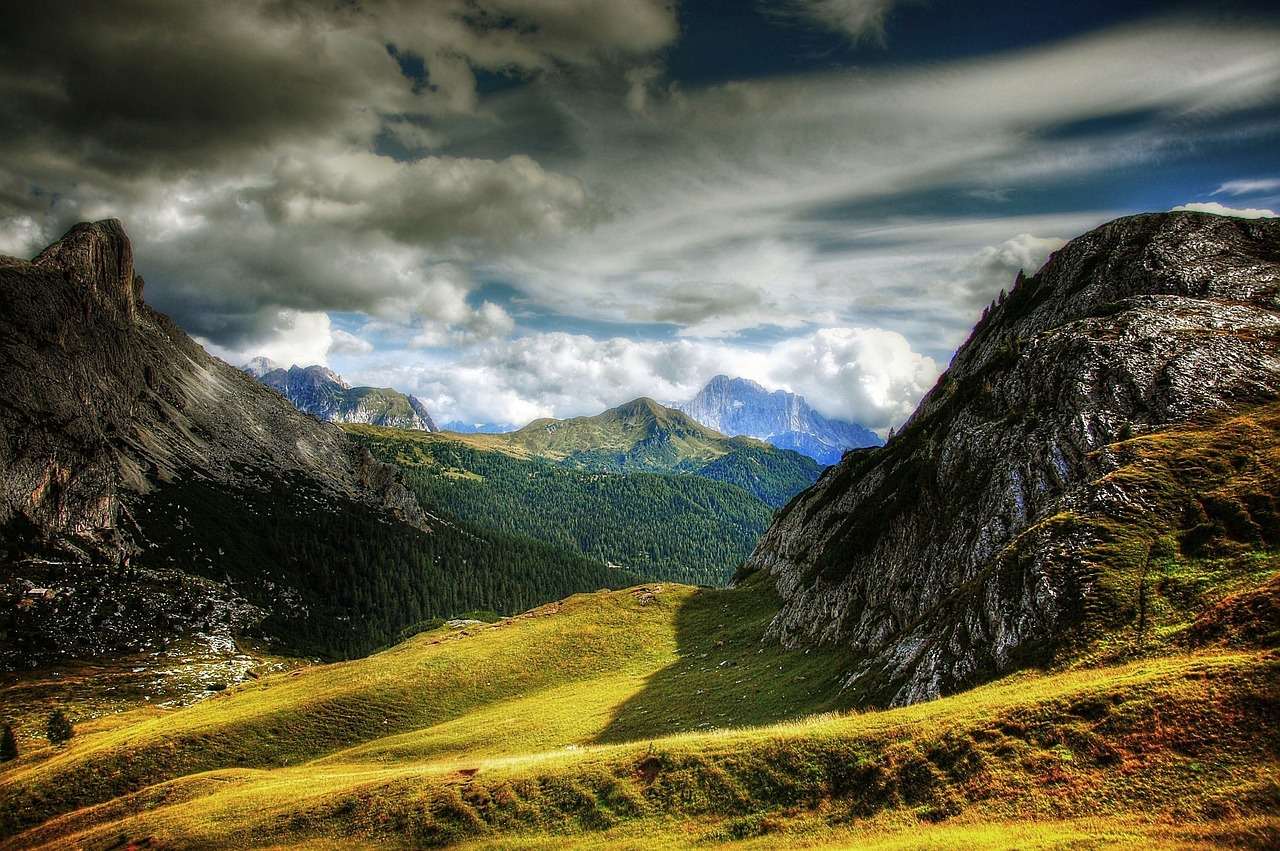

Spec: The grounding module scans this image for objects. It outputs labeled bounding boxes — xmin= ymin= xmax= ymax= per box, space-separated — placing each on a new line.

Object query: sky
xmin=2 ymin=0 xmax=1279 ymax=433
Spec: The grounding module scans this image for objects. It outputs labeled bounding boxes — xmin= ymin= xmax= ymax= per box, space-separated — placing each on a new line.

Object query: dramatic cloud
xmin=1172 ymin=202 xmax=1278 ymax=219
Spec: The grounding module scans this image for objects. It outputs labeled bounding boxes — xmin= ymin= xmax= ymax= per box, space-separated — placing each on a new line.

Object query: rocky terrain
xmin=745 ymin=211 xmax=1280 ymax=706
xmin=678 ymin=375 xmax=880 ymax=465
xmin=242 ymin=359 xmax=437 ymax=431
xmin=0 ymin=220 xmax=429 ymax=665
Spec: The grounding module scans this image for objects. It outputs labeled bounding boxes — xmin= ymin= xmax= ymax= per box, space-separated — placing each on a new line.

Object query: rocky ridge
xmin=0 ymin=220 xmax=429 ymax=663
xmin=745 ymin=211 xmax=1280 ymax=706
xmin=242 ymin=359 xmax=438 ymax=432
xmin=678 ymin=375 xmax=881 ymax=465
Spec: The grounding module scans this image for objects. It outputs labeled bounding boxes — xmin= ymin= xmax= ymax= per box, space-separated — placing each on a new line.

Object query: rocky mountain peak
xmin=31 ymin=218 xmax=143 ymax=320
xmin=678 ymin=375 xmax=880 ymax=466
xmin=746 ymin=211 xmax=1280 ymax=707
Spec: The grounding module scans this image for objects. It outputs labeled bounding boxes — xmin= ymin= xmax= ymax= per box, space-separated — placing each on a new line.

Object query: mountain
xmin=0 ymin=220 xmax=632 ymax=665
xmin=678 ymin=375 xmax=881 ymax=465
xmin=241 ymin=359 xmax=437 ymax=431
xmin=463 ymin=396 xmax=823 ymax=507
xmin=744 ymin=211 xmax=1280 ymax=707
xmin=346 ymin=424 xmax=778 ymax=586
xmin=440 ymin=420 xmax=518 ymax=434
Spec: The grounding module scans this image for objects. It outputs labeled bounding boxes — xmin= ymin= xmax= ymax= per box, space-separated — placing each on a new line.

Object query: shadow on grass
xmin=594 ymin=577 xmax=855 ymax=745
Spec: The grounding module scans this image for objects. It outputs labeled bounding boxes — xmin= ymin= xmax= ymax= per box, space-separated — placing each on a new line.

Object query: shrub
xmin=1 ymin=723 xmax=17 ymax=761
xmin=46 ymin=710 xmax=73 ymax=745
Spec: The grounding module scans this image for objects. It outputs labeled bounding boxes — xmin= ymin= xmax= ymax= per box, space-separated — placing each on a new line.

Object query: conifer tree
xmin=1 ymin=722 xmax=17 ymax=761
xmin=46 ymin=709 xmax=73 ymax=745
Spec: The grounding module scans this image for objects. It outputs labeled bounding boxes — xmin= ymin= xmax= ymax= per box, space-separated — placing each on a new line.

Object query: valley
xmin=3 ymin=211 xmax=1280 ymax=848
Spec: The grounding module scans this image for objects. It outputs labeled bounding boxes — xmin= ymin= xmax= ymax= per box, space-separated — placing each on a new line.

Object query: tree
xmin=46 ymin=709 xmax=73 ymax=745
xmin=1 ymin=723 xmax=17 ymax=761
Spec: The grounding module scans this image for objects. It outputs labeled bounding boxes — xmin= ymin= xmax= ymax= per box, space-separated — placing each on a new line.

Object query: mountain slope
xmin=746 ymin=211 xmax=1280 ymax=707
xmin=347 ymin=424 xmax=777 ymax=586
xmin=461 ymin=397 xmax=822 ymax=507
xmin=679 ymin=375 xmax=881 ymax=465
xmin=242 ymin=359 xmax=437 ymax=431
xmin=0 ymin=220 xmax=631 ymax=664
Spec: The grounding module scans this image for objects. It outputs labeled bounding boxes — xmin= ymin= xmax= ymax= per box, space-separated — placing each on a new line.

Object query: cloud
xmin=1213 ymin=178 xmax=1280 ymax=197
xmin=200 ymin=310 xmax=334 ymax=369
xmin=1172 ymin=201 xmax=1278 ymax=219
xmin=769 ymin=0 xmax=910 ymax=44
xmin=357 ymin=327 xmax=937 ymax=432
xmin=330 ymin=329 xmax=375 ymax=358
xmin=957 ymin=234 xmax=1067 ymax=308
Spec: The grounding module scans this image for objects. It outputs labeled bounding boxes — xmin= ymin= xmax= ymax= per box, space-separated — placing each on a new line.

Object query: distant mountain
xmin=242 ymin=359 xmax=437 ymax=432
xmin=441 ymin=420 xmax=518 ymax=434
xmin=678 ymin=375 xmax=881 ymax=466
xmin=462 ymin=397 xmax=822 ymax=507
xmin=0 ymin=220 xmax=632 ymax=666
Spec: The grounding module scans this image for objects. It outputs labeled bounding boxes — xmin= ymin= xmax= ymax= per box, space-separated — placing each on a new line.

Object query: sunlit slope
xmin=0 ymin=582 xmax=854 ymax=842
xmin=6 ymin=648 xmax=1276 ymax=849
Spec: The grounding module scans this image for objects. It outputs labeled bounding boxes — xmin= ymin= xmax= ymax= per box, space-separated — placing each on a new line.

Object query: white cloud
xmin=330 ymin=329 xmax=374 ymax=357
xmin=357 ymin=326 xmax=937 ymax=433
xmin=1172 ymin=201 xmax=1278 ymax=219
xmin=957 ymin=233 xmax=1067 ymax=308
xmin=1213 ymin=178 xmax=1280 ymax=197
xmin=771 ymin=0 xmax=908 ymax=44
xmin=200 ymin=310 xmax=334 ymax=369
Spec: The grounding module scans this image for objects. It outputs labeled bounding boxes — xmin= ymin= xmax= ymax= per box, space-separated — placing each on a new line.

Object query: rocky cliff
xmin=0 ymin=220 xmax=428 ymax=663
xmin=745 ymin=211 xmax=1280 ymax=706
xmin=242 ymin=359 xmax=438 ymax=432
xmin=678 ymin=375 xmax=881 ymax=465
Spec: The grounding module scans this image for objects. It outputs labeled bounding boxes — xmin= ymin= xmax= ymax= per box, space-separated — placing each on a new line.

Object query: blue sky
xmin=1 ymin=0 xmax=1278 ymax=430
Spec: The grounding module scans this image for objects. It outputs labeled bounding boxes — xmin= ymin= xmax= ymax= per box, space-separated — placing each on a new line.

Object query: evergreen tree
xmin=46 ymin=709 xmax=73 ymax=745
xmin=1 ymin=723 xmax=17 ymax=761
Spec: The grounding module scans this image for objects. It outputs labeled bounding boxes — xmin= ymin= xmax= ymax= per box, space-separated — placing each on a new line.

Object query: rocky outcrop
xmin=746 ymin=211 xmax=1280 ymax=707
xmin=0 ymin=220 xmax=429 ymax=662
xmin=678 ymin=375 xmax=881 ymax=465
xmin=243 ymin=360 xmax=438 ymax=432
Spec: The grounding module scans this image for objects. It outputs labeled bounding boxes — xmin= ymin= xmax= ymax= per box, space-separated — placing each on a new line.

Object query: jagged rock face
xmin=0 ymin=220 xmax=428 ymax=661
xmin=747 ymin=212 xmax=1280 ymax=707
xmin=679 ymin=375 xmax=881 ymax=466
xmin=243 ymin=361 xmax=438 ymax=432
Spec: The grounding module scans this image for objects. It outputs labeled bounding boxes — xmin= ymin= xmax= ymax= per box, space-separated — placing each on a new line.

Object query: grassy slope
xmin=5 ymin=405 xmax=1280 ymax=848
xmin=2 ymin=577 xmax=1277 ymax=848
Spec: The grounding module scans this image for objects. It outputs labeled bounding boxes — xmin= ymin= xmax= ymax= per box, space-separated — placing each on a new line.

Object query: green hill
xmin=452 ymin=397 xmax=822 ymax=508
xmin=346 ymin=425 xmax=777 ymax=586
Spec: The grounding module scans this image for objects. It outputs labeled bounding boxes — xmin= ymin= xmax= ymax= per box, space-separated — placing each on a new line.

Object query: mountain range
xmin=242 ymin=358 xmax=437 ymax=431
xmin=4 ymin=211 xmax=1278 ymax=849
xmin=677 ymin=375 xmax=881 ymax=465
xmin=0 ymin=220 xmax=631 ymax=664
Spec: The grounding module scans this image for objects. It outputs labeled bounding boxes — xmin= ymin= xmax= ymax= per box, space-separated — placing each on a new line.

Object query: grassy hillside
xmin=1 ymin=575 xmax=1276 ymax=848
xmin=452 ymin=397 xmax=822 ymax=508
xmin=4 ymin=406 xmax=1279 ymax=849
xmin=346 ymin=425 xmax=777 ymax=586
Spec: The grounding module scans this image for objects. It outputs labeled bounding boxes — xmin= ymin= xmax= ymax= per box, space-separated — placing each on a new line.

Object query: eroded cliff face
xmin=746 ymin=211 xmax=1280 ymax=707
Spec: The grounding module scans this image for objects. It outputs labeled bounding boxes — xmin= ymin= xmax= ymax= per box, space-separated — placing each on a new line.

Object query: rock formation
xmin=242 ymin=360 xmax=438 ymax=432
xmin=745 ymin=211 xmax=1280 ymax=706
